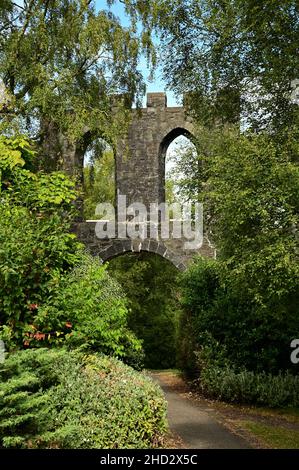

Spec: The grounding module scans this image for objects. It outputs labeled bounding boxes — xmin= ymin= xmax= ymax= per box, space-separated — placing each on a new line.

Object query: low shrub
xmin=195 ymin=346 xmax=299 ymax=408
xmin=0 ymin=348 xmax=167 ymax=448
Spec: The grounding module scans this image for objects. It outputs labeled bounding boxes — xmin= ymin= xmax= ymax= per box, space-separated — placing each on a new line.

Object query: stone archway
xmin=159 ymin=127 xmax=196 ymax=204
xmin=74 ymin=220 xmax=215 ymax=271
xmin=97 ymin=238 xmax=186 ymax=270
xmin=159 ymin=127 xmax=195 ymax=156
xmin=115 ymin=92 xmax=195 ymax=209
xmin=74 ymin=92 xmax=216 ymax=266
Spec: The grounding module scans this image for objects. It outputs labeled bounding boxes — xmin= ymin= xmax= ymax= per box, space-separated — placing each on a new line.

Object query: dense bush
xmin=176 ymin=128 xmax=299 ymax=372
xmin=108 ymin=252 xmax=180 ymax=369
xmin=0 ymin=136 xmax=142 ymax=367
xmin=0 ymin=348 xmax=167 ymax=448
xmin=195 ymin=347 xmax=299 ymax=408
xmin=28 ymin=253 xmax=144 ymax=368
xmin=179 ymin=256 xmax=299 ymax=374
xmin=0 ymin=136 xmax=82 ymax=348
xmin=200 ymin=367 xmax=299 ymax=408
xmin=0 ymin=203 xmax=83 ymax=346
xmin=179 ymin=255 xmax=299 ymax=406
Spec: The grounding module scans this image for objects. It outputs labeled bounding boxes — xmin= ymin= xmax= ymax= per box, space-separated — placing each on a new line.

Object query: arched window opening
xmin=83 ymin=138 xmax=115 ymax=220
xmin=160 ymin=130 xmax=198 ymax=205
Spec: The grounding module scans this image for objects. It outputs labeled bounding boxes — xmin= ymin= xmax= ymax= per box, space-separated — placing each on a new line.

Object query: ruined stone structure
xmin=116 ymin=92 xmax=194 ymax=208
xmin=75 ymin=93 xmax=215 ymax=269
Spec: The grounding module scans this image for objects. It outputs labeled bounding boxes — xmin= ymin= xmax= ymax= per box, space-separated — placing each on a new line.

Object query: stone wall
xmin=75 ymin=92 xmax=216 ymax=269
xmin=74 ymin=222 xmax=215 ymax=271
xmin=116 ymin=92 xmax=194 ymax=209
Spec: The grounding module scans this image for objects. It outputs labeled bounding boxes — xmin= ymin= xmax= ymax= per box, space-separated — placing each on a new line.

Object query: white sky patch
xmin=165 ymin=135 xmax=195 ymax=177
xmin=165 ymin=135 xmax=198 ymax=203
xmin=291 ymin=79 xmax=299 ymax=105
xmin=14 ymin=0 xmax=24 ymax=7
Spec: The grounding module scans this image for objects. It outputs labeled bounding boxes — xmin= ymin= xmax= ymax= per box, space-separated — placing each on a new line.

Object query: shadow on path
xmin=151 ymin=372 xmax=251 ymax=449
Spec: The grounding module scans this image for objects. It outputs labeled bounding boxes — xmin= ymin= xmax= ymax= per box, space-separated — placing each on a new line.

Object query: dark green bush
xmin=0 ymin=348 xmax=167 ymax=448
xmin=177 ymin=129 xmax=299 ymax=375
xmin=108 ymin=252 xmax=180 ymax=369
xmin=175 ymin=130 xmax=299 ymax=407
xmin=179 ymin=256 xmax=299 ymax=374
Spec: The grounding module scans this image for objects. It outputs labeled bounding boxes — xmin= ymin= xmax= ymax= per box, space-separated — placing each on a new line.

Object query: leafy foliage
xmin=83 ymin=146 xmax=115 ymax=220
xmin=0 ymin=135 xmax=34 ymax=176
xmin=175 ymin=126 xmax=299 ymax=375
xmin=0 ymin=135 xmax=82 ymax=349
xmin=195 ymin=346 xmax=299 ymax=408
xmin=0 ymin=136 xmax=142 ymax=367
xmin=0 ymin=348 xmax=167 ymax=448
xmin=164 ymin=65 xmax=299 ymax=409
xmin=201 ymin=128 xmax=299 ymax=259
xmin=108 ymin=253 xmax=181 ymax=369
xmin=180 ymin=255 xmax=299 ymax=374
xmin=179 ymin=254 xmax=299 ymax=406
xmin=29 ymin=253 xmax=143 ymax=368
xmin=165 ymin=129 xmax=208 ymax=204
xmin=0 ymin=205 xmax=82 ymax=347
xmin=0 ymin=135 xmax=77 ymax=212
xmin=0 ymin=0 xmax=156 ymax=141
xmin=165 ymin=135 xmax=200 ymax=204
xmin=157 ymin=0 xmax=299 ymax=130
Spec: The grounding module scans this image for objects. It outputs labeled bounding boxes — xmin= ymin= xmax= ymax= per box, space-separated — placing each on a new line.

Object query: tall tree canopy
xmin=0 ymin=0 xmax=156 ymax=172
xmin=156 ymin=0 xmax=299 ymax=130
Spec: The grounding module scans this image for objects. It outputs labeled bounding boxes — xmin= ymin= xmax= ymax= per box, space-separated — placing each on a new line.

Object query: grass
xmin=277 ymin=407 xmax=299 ymax=421
xmin=241 ymin=420 xmax=299 ymax=449
xmin=249 ymin=407 xmax=299 ymax=425
xmin=147 ymin=368 xmax=182 ymax=375
xmin=211 ymin=401 xmax=299 ymax=448
xmin=214 ymin=402 xmax=299 ymax=424
xmin=147 ymin=370 xmax=299 ymax=449
xmin=182 ymin=375 xmax=299 ymax=448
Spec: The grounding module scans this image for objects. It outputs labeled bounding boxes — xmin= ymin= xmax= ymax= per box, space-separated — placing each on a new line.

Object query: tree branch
xmin=17 ymin=0 xmax=35 ymax=44
xmin=11 ymin=2 xmax=26 ymax=11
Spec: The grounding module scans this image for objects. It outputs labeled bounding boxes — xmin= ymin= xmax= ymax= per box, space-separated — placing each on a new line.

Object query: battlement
xmin=146 ymin=92 xmax=167 ymax=108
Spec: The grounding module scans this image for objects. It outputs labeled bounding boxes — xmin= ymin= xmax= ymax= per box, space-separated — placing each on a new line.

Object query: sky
xmin=14 ymin=0 xmax=179 ymax=107
xmin=94 ymin=1 xmax=187 ymax=177
xmin=11 ymin=0 xmax=185 ymax=172
xmin=97 ymin=0 xmax=180 ymax=107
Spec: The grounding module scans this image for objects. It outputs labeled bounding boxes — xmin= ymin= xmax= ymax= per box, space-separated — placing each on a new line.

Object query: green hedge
xmin=199 ymin=365 xmax=299 ymax=408
xmin=194 ymin=346 xmax=299 ymax=408
xmin=0 ymin=348 xmax=167 ymax=448
xmin=179 ymin=257 xmax=299 ymax=374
